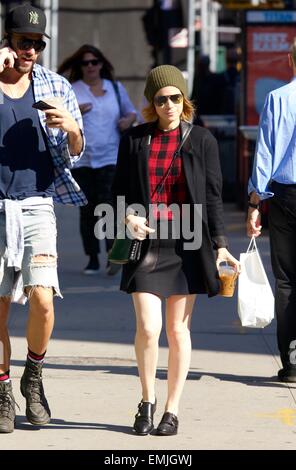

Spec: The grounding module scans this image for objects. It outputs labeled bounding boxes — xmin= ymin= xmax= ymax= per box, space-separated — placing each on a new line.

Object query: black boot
xmin=20 ymin=360 xmax=51 ymax=426
xmin=133 ymin=399 xmax=157 ymax=435
xmin=0 ymin=381 xmax=16 ymax=433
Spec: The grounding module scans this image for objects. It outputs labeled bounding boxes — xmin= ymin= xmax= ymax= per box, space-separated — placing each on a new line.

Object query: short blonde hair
xmin=290 ymin=37 xmax=296 ymax=66
xmin=142 ymin=95 xmax=195 ymax=123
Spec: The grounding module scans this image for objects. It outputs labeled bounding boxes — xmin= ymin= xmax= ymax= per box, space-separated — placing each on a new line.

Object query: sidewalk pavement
xmin=2 ymin=204 xmax=296 ymax=450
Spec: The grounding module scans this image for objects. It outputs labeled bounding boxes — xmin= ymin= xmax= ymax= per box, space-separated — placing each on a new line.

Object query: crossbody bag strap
xmin=129 ymin=124 xmax=193 ymax=223
xmin=151 ymin=123 xmax=193 ymax=203
xmin=112 ymin=80 xmax=123 ymax=117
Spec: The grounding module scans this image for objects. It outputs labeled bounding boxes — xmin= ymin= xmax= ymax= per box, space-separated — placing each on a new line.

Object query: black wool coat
xmin=112 ymin=120 xmax=228 ymax=297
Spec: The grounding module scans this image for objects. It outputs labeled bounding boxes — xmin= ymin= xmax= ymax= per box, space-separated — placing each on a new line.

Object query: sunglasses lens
xmin=35 ymin=41 xmax=46 ymax=52
xmin=170 ymin=94 xmax=183 ymax=104
xmin=17 ymin=39 xmax=46 ymax=52
xmin=82 ymin=59 xmax=99 ymax=66
xmin=154 ymin=94 xmax=183 ymax=107
xmin=154 ymin=96 xmax=167 ymax=107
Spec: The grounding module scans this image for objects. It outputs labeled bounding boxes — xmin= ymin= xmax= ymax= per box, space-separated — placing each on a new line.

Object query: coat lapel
xmin=137 ymin=122 xmax=156 ymax=207
xmin=180 ymin=121 xmax=196 ymax=203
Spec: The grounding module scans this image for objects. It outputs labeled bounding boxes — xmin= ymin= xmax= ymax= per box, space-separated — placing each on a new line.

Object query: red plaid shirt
xmin=149 ymin=127 xmax=188 ymax=220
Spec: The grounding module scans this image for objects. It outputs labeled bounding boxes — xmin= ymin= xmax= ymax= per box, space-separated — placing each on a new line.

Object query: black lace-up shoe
xmin=133 ymin=399 xmax=157 ymax=435
xmin=20 ymin=360 xmax=51 ymax=425
xmin=156 ymin=412 xmax=179 ymax=436
xmin=83 ymin=257 xmax=100 ymax=275
xmin=0 ymin=381 xmax=16 ymax=433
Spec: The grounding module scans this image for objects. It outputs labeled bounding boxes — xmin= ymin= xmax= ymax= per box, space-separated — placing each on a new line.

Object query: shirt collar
xmin=83 ymin=78 xmax=108 ymax=92
xmin=32 ymin=63 xmax=42 ymax=79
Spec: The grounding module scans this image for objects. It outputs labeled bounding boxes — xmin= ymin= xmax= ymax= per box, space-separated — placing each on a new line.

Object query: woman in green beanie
xmin=112 ymin=65 xmax=240 ymax=436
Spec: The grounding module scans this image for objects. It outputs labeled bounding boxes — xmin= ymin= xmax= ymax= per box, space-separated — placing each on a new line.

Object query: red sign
xmin=246 ymin=25 xmax=295 ymax=124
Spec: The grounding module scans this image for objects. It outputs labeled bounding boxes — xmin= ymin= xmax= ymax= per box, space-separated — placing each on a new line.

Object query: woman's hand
xmin=79 ymin=103 xmax=92 ymax=115
xmin=125 ymin=214 xmax=155 ymax=241
xmin=216 ymin=247 xmax=241 ymax=273
xmin=118 ymin=113 xmax=137 ymax=132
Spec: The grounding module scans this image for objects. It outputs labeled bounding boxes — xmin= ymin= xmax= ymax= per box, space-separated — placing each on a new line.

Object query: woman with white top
xmin=58 ymin=45 xmax=137 ymax=274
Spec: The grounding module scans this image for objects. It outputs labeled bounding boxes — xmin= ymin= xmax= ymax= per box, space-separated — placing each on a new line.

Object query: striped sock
xmin=27 ymin=349 xmax=46 ymax=364
xmin=0 ymin=370 xmax=10 ymax=383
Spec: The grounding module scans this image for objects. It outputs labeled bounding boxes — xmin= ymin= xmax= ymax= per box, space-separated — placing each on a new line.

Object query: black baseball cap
xmin=5 ymin=3 xmax=50 ymax=38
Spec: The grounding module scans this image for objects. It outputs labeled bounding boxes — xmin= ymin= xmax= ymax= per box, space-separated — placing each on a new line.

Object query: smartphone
xmin=32 ymin=100 xmax=56 ymax=111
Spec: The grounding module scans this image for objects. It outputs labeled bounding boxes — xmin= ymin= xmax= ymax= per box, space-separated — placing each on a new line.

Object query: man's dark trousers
xmin=269 ymin=183 xmax=296 ymax=369
xmin=71 ymin=165 xmax=115 ymax=256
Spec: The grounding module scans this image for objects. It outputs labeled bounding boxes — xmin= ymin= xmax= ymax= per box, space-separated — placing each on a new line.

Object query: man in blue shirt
xmin=0 ymin=4 xmax=85 ymax=433
xmin=247 ymin=39 xmax=296 ymax=383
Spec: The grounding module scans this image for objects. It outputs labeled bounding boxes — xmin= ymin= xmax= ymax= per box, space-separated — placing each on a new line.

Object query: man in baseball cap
xmin=5 ymin=2 xmax=51 ymax=38
xmin=0 ymin=3 xmax=85 ymax=433
xmin=2 ymin=3 xmax=50 ymax=75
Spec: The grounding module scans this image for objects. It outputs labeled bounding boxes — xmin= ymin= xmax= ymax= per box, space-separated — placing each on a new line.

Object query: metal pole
xmin=201 ymin=0 xmax=208 ymax=56
xmin=41 ymin=0 xmax=59 ymax=71
xmin=41 ymin=0 xmax=51 ymax=69
xmin=187 ymin=0 xmax=196 ymax=97
xmin=51 ymin=0 xmax=59 ymax=72
xmin=209 ymin=1 xmax=220 ymax=72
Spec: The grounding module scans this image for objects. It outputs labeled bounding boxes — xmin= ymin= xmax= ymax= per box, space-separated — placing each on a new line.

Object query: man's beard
xmin=14 ymin=58 xmax=35 ymax=74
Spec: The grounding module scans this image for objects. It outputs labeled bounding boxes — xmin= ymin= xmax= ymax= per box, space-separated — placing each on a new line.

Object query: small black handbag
xmin=108 ymin=124 xmax=193 ymax=265
xmin=108 ymin=234 xmax=142 ymax=265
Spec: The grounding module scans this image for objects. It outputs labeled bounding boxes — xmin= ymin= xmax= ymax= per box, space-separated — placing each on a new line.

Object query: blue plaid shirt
xmin=32 ymin=63 xmax=87 ymax=206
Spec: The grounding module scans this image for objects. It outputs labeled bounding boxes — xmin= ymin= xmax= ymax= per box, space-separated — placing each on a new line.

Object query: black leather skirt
xmin=124 ymin=220 xmax=205 ymax=298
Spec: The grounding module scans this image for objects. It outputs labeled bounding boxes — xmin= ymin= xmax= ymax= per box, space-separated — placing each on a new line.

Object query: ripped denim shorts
xmin=0 ymin=205 xmax=62 ymax=300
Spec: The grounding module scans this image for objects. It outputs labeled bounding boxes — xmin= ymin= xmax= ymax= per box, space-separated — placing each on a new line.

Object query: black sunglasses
xmin=81 ymin=59 xmax=100 ymax=67
xmin=16 ymin=37 xmax=46 ymax=52
xmin=154 ymin=94 xmax=183 ymax=107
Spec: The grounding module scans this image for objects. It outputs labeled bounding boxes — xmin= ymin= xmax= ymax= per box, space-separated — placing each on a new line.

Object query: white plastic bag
xmin=237 ymin=236 xmax=274 ymax=328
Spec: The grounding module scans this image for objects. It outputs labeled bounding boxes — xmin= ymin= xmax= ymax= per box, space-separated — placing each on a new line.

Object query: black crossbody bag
xmin=108 ymin=124 xmax=193 ymax=264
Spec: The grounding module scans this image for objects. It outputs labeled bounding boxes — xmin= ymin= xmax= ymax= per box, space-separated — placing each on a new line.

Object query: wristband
xmin=248 ymin=202 xmax=260 ymax=209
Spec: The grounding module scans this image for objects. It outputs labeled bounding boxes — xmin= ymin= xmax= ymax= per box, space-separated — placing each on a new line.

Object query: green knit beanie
xmin=144 ymin=65 xmax=187 ymax=103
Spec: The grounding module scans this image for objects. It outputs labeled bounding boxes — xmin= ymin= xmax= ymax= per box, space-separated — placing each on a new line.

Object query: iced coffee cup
xmin=218 ymin=263 xmax=238 ymax=297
